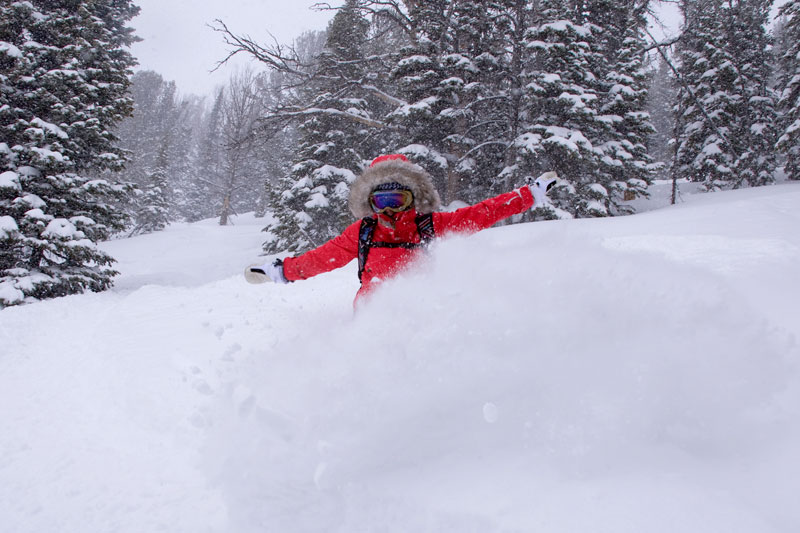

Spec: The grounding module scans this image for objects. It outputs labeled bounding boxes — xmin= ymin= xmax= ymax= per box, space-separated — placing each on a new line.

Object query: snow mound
xmin=2 ymin=187 xmax=800 ymax=532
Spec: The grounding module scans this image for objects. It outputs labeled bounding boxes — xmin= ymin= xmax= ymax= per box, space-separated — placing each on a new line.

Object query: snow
xmin=398 ymin=144 xmax=449 ymax=168
xmin=0 ymin=40 xmax=23 ymax=58
xmin=442 ymin=54 xmax=478 ymax=73
xmin=304 ymin=191 xmax=330 ymax=209
xmin=30 ymin=146 xmax=66 ymax=162
xmin=540 ymin=20 xmax=592 ymax=37
xmin=390 ymin=96 xmax=439 ymax=118
xmin=23 ymin=208 xmax=50 ymax=221
xmin=0 ymin=215 xmax=18 ymax=238
xmin=30 ymin=117 xmax=69 ymax=139
xmin=0 ymin=170 xmax=20 ymax=190
xmin=396 ymin=55 xmax=433 ymax=68
xmin=42 ymin=218 xmax=83 ymax=239
xmin=0 ymin=281 xmax=24 ymax=305
xmin=702 ymin=141 xmax=723 ymax=156
xmin=2 ymin=187 xmax=800 ymax=532
xmin=312 ymin=164 xmax=356 ymax=185
xmin=588 ymin=183 xmax=609 ymax=196
xmin=584 ymin=198 xmax=608 ymax=214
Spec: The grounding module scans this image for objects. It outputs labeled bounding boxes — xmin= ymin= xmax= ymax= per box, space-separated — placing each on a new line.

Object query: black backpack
xmin=357 ymin=213 xmax=435 ymax=282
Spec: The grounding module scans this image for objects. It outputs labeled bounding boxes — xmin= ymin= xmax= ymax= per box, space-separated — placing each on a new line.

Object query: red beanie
xmin=370 ymin=154 xmax=408 ymax=167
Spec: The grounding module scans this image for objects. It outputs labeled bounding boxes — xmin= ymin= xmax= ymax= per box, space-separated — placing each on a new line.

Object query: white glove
xmin=246 ymin=259 xmax=289 ymax=284
xmin=527 ymin=171 xmax=558 ymax=206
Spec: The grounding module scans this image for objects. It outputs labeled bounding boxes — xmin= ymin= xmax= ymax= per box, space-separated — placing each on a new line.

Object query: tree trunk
xmin=219 ymin=194 xmax=231 ymax=225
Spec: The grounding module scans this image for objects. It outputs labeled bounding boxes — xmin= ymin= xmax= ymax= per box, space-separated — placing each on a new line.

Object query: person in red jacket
xmin=249 ymin=154 xmax=557 ymax=304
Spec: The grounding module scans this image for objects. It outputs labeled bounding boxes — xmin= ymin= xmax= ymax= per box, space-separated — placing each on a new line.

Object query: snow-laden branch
xmin=273 ymin=107 xmax=389 ymax=129
xmin=643 ymin=35 xmax=681 ymax=54
xmin=458 ymin=140 xmax=511 ymax=163
xmin=361 ymin=84 xmax=407 ymax=107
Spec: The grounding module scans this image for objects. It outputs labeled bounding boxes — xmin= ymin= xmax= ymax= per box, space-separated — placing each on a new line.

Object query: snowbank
xmin=1 ymin=187 xmax=799 ymax=532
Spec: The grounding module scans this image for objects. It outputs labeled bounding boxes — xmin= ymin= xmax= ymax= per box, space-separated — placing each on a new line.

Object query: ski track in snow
xmin=2 ymin=185 xmax=800 ymax=532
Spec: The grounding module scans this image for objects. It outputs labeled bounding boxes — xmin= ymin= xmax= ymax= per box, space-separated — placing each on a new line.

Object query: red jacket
xmin=282 ymin=185 xmax=535 ymax=302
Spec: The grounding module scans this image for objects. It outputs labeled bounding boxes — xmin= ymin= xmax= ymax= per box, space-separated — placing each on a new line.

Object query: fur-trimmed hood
xmin=348 ymin=158 xmax=442 ymax=218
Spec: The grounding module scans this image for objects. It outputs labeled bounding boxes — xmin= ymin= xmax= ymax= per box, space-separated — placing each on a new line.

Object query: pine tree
xmin=0 ymin=0 xmax=139 ymax=306
xmin=674 ymin=0 xmax=738 ymax=189
xmin=726 ymin=0 xmax=777 ymax=187
xmin=777 ymin=0 xmax=800 ymax=180
xmin=389 ymin=0 xmax=522 ymax=205
xmin=590 ymin=0 xmax=656 ymax=212
xmin=444 ymin=0 xmax=526 ymax=204
xmin=514 ymin=0 xmax=604 ymax=218
xmin=129 ymin=144 xmax=171 ymax=236
xmin=264 ymin=1 xmax=373 ymax=253
xmin=673 ymin=0 xmax=777 ymax=191
xmin=388 ymin=0 xmax=455 ymax=202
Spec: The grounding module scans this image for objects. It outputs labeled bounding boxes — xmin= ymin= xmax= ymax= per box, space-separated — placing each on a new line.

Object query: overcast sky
xmin=130 ymin=0 xmax=335 ymax=97
xmin=129 ymin=1 xmax=691 ymax=98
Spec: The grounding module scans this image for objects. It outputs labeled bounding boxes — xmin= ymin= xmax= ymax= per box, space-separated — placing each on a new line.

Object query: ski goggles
xmin=369 ymin=189 xmax=414 ymax=213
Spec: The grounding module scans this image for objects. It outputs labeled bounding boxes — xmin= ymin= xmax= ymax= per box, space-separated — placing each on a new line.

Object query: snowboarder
xmin=248 ymin=154 xmax=557 ymax=304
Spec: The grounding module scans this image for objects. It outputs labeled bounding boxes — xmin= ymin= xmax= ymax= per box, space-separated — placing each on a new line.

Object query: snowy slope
xmin=1 ymin=185 xmax=799 ymax=533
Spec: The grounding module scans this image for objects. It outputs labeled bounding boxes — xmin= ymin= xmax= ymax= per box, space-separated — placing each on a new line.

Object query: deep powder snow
xmin=1 ymin=184 xmax=799 ymax=532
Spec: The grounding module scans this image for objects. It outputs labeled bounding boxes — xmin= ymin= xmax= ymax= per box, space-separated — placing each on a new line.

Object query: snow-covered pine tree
xmin=264 ymin=1 xmax=374 ymax=253
xmin=673 ymin=0 xmax=777 ymax=190
xmin=128 ymin=144 xmax=171 ymax=236
xmin=514 ymin=0 xmax=604 ymax=218
xmin=776 ymin=0 xmax=800 ymax=181
xmin=494 ymin=0 xmax=538 ymax=196
xmin=252 ymin=71 xmax=300 ymax=219
xmin=725 ymin=0 xmax=777 ymax=187
xmin=589 ymin=0 xmax=656 ymax=212
xmin=390 ymin=0 xmax=521 ymax=204
xmin=0 ymin=0 xmax=138 ymax=306
xmin=673 ymin=0 xmax=739 ymax=189
xmin=434 ymin=0 xmax=512 ymax=203
xmin=445 ymin=0 xmax=536 ymax=204
xmin=388 ymin=0 xmax=455 ymax=201
xmin=510 ymin=0 xmax=656 ymax=219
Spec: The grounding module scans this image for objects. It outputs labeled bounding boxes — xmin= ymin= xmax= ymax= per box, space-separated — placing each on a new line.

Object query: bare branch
xmin=209 ymin=19 xmax=313 ymax=80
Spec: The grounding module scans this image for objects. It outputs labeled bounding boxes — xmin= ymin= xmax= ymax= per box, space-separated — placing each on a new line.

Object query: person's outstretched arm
xmin=433 ymin=186 xmax=533 ymax=236
xmin=433 ymin=173 xmax=556 ymax=236
xmin=280 ymin=219 xmax=361 ymax=281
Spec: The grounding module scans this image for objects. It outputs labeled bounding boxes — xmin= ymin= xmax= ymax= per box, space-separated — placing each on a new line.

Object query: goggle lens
xmin=370 ymin=190 xmax=413 ymax=212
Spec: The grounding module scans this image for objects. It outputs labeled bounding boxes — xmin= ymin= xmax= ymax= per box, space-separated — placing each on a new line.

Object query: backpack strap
xmin=357 ymin=216 xmax=377 ymax=283
xmin=415 ymin=212 xmax=435 ymax=245
xmin=357 ymin=213 xmax=437 ymax=283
